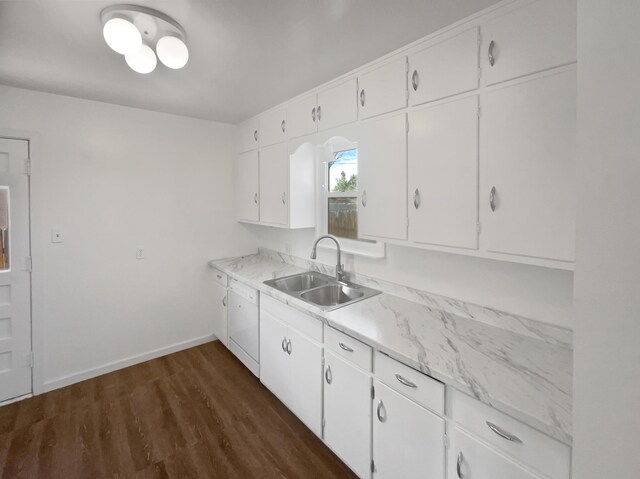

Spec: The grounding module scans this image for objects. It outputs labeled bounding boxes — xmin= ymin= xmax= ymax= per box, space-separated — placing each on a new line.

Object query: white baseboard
xmin=41 ymin=334 xmax=216 ymax=393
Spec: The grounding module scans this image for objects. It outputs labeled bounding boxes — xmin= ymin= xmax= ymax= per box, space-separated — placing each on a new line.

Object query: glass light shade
xmin=125 ymin=44 xmax=157 ymax=74
xmin=103 ymin=17 xmax=142 ymax=55
xmin=156 ymin=36 xmax=189 ymax=69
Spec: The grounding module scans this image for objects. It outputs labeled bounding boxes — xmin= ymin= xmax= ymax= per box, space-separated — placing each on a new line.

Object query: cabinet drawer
xmin=213 ymin=269 xmax=228 ymax=288
xmin=374 ymin=352 xmax=444 ymax=416
xmin=259 ymin=108 xmax=287 ymax=147
xmin=450 ymin=390 xmax=571 ymax=479
xmin=358 ymin=57 xmax=407 ymax=119
xmin=260 ymin=294 xmax=322 ymax=342
xmin=325 ymin=327 xmax=372 ymax=372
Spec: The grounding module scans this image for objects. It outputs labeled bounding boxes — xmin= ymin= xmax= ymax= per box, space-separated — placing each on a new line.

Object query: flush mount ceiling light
xmin=101 ymin=5 xmax=188 ymax=74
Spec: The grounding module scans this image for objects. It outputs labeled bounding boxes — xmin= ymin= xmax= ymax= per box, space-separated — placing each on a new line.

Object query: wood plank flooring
xmin=0 ymin=341 xmax=357 ymax=478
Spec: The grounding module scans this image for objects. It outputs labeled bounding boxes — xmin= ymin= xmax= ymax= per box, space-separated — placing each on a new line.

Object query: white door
xmin=483 ymin=68 xmax=576 ymax=261
xmin=373 ymin=380 xmax=445 ymax=479
xmin=287 ymin=327 xmax=323 ymax=437
xmin=286 ymin=93 xmax=318 ymax=139
xmin=358 ymin=113 xmax=408 ymax=241
xmin=212 ymin=282 xmax=228 ymax=347
xmin=449 ymin=427 xmax=539 ymax=479
xmin=259 ymin=142 xmax=289 ymax=226
xmin=0 ymin=138 xmax=31 ymax=403
xmin=238 ymin=117 xmax=260 ymax=153
xmin=317 ymin=79 xmax=358 ymax=131
xmin=259 ymin=310 xmax=290 ymax=405
xmin=358 ymin=57 xmax=408 ymax=120
xmin=409 ymin=96 xmax=479 ymax=249
xmin=324 ymin=351 xmax=372 ymax=479
xmin=259 ymin=108 xmax=287 ymax=147
xmin=235 ymin=150 xmax=259 ymax=222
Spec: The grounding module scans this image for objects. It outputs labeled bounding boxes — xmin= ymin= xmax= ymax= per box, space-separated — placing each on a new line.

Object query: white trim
xmin=0 ymin=393 xmax=32 ymax=407
xmin=42 ymin=334 xmax=215 ymax=392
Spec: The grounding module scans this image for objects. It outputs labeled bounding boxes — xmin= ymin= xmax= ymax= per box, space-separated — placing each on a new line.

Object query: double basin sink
xmin=263 ymin=271 xmax=380 ymax=311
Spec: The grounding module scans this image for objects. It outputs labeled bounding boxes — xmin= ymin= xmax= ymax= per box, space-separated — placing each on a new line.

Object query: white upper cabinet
xmin=259 ymin=142 xmax=289 ymax=226
xmin=482 ymin=0 xmax=577 ymax=85
xmin=259 ymin=107 xmax=287 ymax=147
xmin=286 ymin=93 xmax=318 ymax=139
xmin=235 ymin=150 xmax=259 ymax=222
xmin=317 ymin=79 xmax=358 ymax=131
xmin=409 ymin=27 xmax=480 ymax=105
xmin=238 ymin=117 xmax=260 ymax=153
xmin=358 ymin=57 xmax=408 ymax=120
xmin=409 ymin=96 xmax=479 ymax=250
xmin=358 ymin=113 xmax=408 ymax=241
xmin=483 ymin=68 xmax=576 ymax=262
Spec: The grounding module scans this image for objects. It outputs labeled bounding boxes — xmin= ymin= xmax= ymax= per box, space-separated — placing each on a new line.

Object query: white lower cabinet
xmin=373 ymin=380 xmax=446 ymax=479
xmin=449 ymin=427 xmax=539 ymax=479
xmin=212 ymin=281 xmax=228 ymax=347
xmin=324 ymin=350 xmax=372 ymax=479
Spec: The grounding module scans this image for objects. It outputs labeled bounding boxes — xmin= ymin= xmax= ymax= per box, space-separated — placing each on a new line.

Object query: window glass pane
xmin=328 ymin=197 xmax=358 ymax=240
xmin=0 ymin=188 xmax=8 ymax=271
xmin=328 ymin=148 xmax=357 ymax=192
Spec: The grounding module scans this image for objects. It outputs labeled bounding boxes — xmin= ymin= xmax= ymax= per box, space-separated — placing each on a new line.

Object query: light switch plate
xmin=51 ymin=229 xmax=63 ymax=243
xmin=136 ymin=248 xmax=144 ymax=259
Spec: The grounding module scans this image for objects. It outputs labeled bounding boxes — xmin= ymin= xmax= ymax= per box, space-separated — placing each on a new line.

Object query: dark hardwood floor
xmin=0 ymin=341 xmax=357 ymax=478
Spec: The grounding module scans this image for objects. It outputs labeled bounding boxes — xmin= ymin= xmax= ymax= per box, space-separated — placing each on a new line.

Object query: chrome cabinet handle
xmin=311 ymin=107 xmax=316 ymax=122
xmin=486 ymin=421 xmax=522 ymax=443
xmin=413 ymin=188 xmax=421 ymax=209
xmin=489 ymin=186 xmax=496 ymax=212
xmin=456 ymin=451 xmax=464 ymax=478
xmin=254 ymin=192 xmax=258 ymax=204
xmin=395 ymin=373 xmax=417 ymax=388
xmin=281 ymin=337 xmax=287 ymax=352
xmin=222 ymin=296 xmax=226 ymax=307
xmin=325 ymin=365 xmax=332 ymax=384
xmin=286 ymin=339 xmax=292 ymax=355
xmin=281 ymin=119 xmax=286 ymax=133
xmin=281 ymin=192 xmax=286 ymax=204
xmin=361 ymin=190 xmax=367 ymax=207
xmin=216 ymin=274 xmax=222 ymax=279
xmin=317 ymin=105 xmax=322 ymax=121
xmin=338 ymin=342 xmax=354 ymax=353
xmin=376 ymin=400 xmax=386 ymax=422
xmin=488 ymin=40 xmax=496 ymax=67
xmin=254 ymin=129 xmax=258 ymax=142
xmin=360 ymin=89 xmax=366 ymax=107
xmin=411 ymin=69 xmax=419 ymax=91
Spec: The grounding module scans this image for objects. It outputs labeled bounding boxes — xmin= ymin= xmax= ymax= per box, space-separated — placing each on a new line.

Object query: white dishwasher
xmin=228 ymin=278 xmax=260 ymax=377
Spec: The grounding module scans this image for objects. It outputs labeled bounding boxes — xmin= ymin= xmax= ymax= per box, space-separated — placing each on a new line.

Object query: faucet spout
xmin=310 ymin=235 xmax=346 ymax=283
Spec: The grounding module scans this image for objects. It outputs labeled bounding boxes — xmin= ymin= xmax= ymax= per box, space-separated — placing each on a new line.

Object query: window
xmin=0 ymin=187 xmax=9 ymax=271
xmin=317 ymin=137 xmax=385 ymax=258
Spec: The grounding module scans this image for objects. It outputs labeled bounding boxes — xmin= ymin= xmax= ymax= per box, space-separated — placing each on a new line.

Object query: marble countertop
xmin=210 ymin=252 xmax=573 ymax=445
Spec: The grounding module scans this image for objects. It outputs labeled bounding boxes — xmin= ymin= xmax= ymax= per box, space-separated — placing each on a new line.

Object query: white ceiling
xmin=0 ymin=0 xmax=500 ymax=124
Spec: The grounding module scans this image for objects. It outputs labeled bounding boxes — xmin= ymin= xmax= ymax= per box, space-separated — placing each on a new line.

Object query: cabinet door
xmin=324 ymin=351 xmax=372 ymax=479
xmin=409 ymin=96 xmax=479 ymax=249
xmin=482 ymin=0 xmax=577 ymax=85
xmin=358 ymin=57 xmax=407 ymax=120
xmin=212 ymin=282 xmax=228 ymax=347
xmin=260 ymin=108 xmax=287 ymax=147
xmin=373 ymin=381 xmax=445 ymax=479
xmin=449 ymin=427 xmax=540 ymax=479
xmin=287 ymin=93 xmax=318 ymax=139
xmin=238 ymin=117 xmax=260 ymax=152
xmin=409 ymin=27 xmax=479 ymax=105
xmin=483 ymin=68 xmax=576 ymax=261
xmin=317 ymin=79 xmax=358 ymax=131
xmin=358 ymin=113 xmax=408 ymax=240
xmin=259 ymin=142 xmax=289 ymax=226
xmin=287 ymin=327 xmax=323 ymax=437
xmin=259 ymin=311 xmax=290 ymax=406
xmin=235 ymin=150 xmax=259 ymax=222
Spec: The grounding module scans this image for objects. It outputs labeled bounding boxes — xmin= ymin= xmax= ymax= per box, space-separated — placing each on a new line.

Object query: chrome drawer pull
xmin=286 ymin=339 xmax=292 ymax=355
xmin=325 ymin=365 xmax=332 ymax=384
xmin=376 ymin=400 xmax=386 ymax=422
xmin=281 ymin=338 xmax=287 ymax=353
xmin=222 ymin=296 xmax=226 ymax=307
xmin=488 ymin=40 xmax=496 ymax=67
xmin=254 ymin=129 xmax=258 ymax=142
xmin=395 ymin=373 xmax=417 ymax=388
xmin=311 ymin=107 xmax=316 ymax=122
xmin=338 ymin=342 xmax=354 ymax=352
xmin=456 ymin=451 xmax=464 ymax=478
xmin=489 ymin=186 xmax=496 ymax=212
xmin=486 ymin=421 xmax=522 ymax=443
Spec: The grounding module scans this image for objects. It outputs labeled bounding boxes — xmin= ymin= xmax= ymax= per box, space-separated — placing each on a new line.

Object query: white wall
xmin=0 ymin=85 xmax=257 ymax=391
xmin=249 ymin=226 xmax=574 ymax=328
xmin=572 ymin=1 xmax=640 ymax=476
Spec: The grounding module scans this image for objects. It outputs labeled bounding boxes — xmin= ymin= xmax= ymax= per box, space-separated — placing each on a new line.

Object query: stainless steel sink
xmin=264 ymin=271 xmax=380 ymax=311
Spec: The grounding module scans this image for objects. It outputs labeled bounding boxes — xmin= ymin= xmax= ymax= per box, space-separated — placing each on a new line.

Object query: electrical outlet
xmin=51 ymin=229 xmax=63 ymax=243
xmin=136 ymin=248 xmax=144 ymax=259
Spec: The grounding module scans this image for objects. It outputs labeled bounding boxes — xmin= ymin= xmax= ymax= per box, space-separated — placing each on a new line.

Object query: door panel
xmin=317 ymin=79 xmax=358 ymax=131
xmin=409 ymin=96 xmax=479 ymax=249
xmin=287 ymin=94 xmax=317 ymax=139
xmin=0 ymin=138 xmax=31 ymax=402
xmin=212 ymin=282 xmax=228 ymax=347
xmin=260 ymin=108 xmax=287 ymax=147
xmin=235 ymin=151 xmax=259 ymax=222
xmin=358 ymin=57 xmax=408 ymax=119
xmin=259 ymin=142 xmax=289 ymax=225
xmin=373 ymin=380 xmax=445 ymax=479
xmin=259 ymin=311 xmax=289 ymax=405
